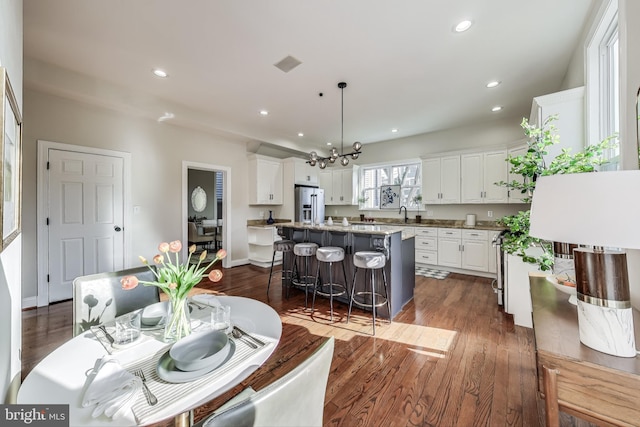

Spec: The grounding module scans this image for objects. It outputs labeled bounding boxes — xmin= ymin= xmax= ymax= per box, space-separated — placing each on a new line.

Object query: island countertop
xmin=278 ymin=222 xmax=414 ymax=239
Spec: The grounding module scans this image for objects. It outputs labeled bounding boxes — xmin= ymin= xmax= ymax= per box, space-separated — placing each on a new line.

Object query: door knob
xmin=114 ymin=226 xmax=122 ymax=232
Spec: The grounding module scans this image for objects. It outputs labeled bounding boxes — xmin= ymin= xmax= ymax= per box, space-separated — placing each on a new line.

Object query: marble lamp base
xmin=576 ymin=300 xmax=636 ymax=357
xmin=574 ymin=248 xmax=636 ymax=358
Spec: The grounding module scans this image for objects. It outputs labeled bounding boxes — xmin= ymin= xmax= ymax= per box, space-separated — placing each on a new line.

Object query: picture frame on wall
xmin=0 ymin=67 xmax=22 ymax=252
xmin=379 ymin=184 xmax=401 ymax=209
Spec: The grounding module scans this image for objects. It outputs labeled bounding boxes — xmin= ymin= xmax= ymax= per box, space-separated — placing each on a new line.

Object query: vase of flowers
xmin=121 ymin=240 xmax=226 ymax=342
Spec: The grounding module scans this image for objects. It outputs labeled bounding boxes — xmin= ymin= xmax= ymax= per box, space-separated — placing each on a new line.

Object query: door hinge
xmin=47 ymin=161 xmax=50 ymax=170
xmin=46 ymin=217 xmax=49 ymax=226
xmin=47 ymin=274 xmax=50 ymax=283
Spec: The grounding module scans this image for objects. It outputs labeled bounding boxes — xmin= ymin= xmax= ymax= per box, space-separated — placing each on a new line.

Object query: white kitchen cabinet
xmin=415 ymin=227 xmax=438 ymax=265
xmin=506 ymin=144 xmax=529 ymax=203
xmin=437 ymin=228 xmax=462 ymax=268
xmin=292 ymin=158 xmax=318 ymax=186
xmin=461 ymin=229 xmax=489 ymax=271
xmin=248 ymin=226 xmax=281 ymax=268
xmin=461 ymin=150 xmax=508 ymax=203
xmin=319 ymin=167 xmax=357 ymax=205
xmin=248 ymin=154 xmax=283 ymax=205
xmin=422 ymin=155 xmax=460 ymax=204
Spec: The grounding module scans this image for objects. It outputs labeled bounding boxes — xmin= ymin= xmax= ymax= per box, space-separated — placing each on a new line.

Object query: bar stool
xmin=312 ymin=246 xmax=348 ymax=322
xmin=267 ymin=239 xmax=296 ymax=297
xmin=347 ymin=251 xmax=392 ymax=335
xmin=292 ymin=242 xmax=319 ymax=309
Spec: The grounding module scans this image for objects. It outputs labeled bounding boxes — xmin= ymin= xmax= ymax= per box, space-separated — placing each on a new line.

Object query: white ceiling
xmin=23 ymin=0 xmax=598 ymax=156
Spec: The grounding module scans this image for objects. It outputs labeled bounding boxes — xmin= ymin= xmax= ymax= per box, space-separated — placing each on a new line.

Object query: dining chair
xmin=193 ymin=336 xmax=335 ymax=427
xmin=72 ymin=266 xmax=160 ymax=336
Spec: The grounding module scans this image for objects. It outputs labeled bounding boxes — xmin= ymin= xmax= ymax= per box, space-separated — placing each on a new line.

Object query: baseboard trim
xmin=22 ymin=296 xmax=38 ymax=310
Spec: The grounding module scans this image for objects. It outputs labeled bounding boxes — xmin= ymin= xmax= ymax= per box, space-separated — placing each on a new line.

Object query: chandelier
xmin=308 ymin=82 xmax=362 ymax=168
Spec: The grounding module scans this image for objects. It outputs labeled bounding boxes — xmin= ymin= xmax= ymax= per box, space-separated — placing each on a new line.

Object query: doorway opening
xmin=182 ymin=161 xmax=231 ymax=269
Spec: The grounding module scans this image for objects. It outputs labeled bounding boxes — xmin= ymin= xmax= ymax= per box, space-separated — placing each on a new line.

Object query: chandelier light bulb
xmin=351 ymin=152 xmax=359 ymax=160
xmin=340 ymin=157 xmax=349 ymax=166
xmin=352 ymin=141 xmax=362 ymax=151
xmin=309 ymin=159 xmax=317 ymax=166
xmin=310 ymin=151 xmax=317 ymax=160
xmin=329 ymin=156 xmax=336 ymax=163
xmin=319 ymin=160 xmax=327 ymax=169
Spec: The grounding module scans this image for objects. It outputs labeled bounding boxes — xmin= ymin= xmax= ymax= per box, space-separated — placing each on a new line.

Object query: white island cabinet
xmin=248 ymin=226 xmax=281 ymax=268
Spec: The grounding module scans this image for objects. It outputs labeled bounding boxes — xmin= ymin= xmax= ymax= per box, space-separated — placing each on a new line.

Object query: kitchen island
xmin=278 ymin=222 xmax=415 ymax=319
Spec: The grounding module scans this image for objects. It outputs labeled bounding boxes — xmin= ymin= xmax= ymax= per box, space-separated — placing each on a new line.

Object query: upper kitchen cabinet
xmin=530 ymin=86 xmax=585 ymax=165
xmin=283 ymin=157 xmax=318 ymax=186
xmin=422 ymin=155 xmax=460 ymax=204
xmin=461 ymin=149 xmax=508 ymax=203
xmin=248 ymin=154 xmax=283 ymax=205
xmin=506 ymin=143 xmax=529 ymax=203
xmin=319 ymin=166 xmax=358 ymax=205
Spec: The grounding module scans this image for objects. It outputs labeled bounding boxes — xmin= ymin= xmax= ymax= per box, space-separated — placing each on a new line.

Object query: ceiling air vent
xmin=274 ymin=55 xmax=302 ymax=73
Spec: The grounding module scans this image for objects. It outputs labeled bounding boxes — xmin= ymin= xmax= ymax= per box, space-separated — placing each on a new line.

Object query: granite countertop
xmin=247 ymin=218 xmax=506 ymax=233
xmin=279 ymin=221 xmax=414 ymax=238
xmin=351 ymin=219 xmax=506 ymax=231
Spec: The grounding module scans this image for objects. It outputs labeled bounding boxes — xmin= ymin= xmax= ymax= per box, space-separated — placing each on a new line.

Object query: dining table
xmin=17 ymin=295 xmax=282 ymax=427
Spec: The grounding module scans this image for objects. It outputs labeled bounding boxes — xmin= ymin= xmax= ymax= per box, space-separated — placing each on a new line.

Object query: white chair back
xmin=196 ymin=337 xmax=335 ymax=427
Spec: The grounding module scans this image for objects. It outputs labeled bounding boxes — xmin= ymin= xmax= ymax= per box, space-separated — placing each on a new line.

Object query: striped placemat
xmin=125 ymin=334 xmax=273 ymax=425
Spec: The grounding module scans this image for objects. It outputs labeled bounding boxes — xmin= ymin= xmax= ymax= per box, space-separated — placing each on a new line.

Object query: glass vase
xmin=164 ymin=296 xmax=191 ymax=343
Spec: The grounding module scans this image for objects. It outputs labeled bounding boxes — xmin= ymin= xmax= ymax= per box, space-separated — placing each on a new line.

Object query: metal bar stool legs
xmin=312 ymin=247 xmax=348 ymax=322
xmin=347 ymin=251 xmax=391 ymax=335
xmin=292 ymin=242 xmax=319 ymax=309
xmin=267 ymin=240 xmax=295 ymax=298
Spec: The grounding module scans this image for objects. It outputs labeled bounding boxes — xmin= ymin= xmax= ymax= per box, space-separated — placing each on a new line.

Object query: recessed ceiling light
xmin=298 ymin=132 xmax=304 ymax=137
xmin=152 ymin=68 xmax=168 ymax=78
xmin=391 ymin=128 xmax=399 ymax=133
xmin=454 ymin=20 xmax=473 ymax=33
xmin=326 ymin=142 xmax=332 ymax=146
xmin=492 ymin=106 xmax=503 ymax=112
xmin=486 ymin=81 xmax=501 ymax=88
xmin=259 ymin=110 xmax=269 ymax=116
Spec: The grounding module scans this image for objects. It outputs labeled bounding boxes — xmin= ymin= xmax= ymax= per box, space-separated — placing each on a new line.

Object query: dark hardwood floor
xmin=22 ymin=265 xmax=595 ymax=426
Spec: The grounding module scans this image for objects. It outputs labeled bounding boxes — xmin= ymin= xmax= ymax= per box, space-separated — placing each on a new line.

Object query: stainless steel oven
xmin=492 ymin=230 xmax=509 ymax=309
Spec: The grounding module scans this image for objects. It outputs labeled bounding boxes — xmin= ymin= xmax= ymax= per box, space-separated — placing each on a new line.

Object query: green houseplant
xmin=497 ymin=115 xmax=617 ymax=271
xmin=412 ymin=194 xmax=423 ymax=222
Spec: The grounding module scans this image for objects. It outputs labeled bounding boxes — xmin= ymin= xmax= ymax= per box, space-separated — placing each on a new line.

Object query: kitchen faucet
xmin=399 ymin=205 xmax=408 ymax=223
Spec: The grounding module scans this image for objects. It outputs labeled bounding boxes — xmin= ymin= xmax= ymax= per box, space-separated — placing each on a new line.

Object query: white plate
xmin=141 ymin=302 xmax=169 ymax=330
xmin=157 ymin=339 xmax=235 ymax=383
xmin=170 ymin=330 xmax=230 ymax=372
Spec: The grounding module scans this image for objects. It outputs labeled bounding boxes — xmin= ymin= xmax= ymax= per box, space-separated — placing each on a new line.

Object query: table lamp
xmin=529 ymin=170 xmax=640 ymax=358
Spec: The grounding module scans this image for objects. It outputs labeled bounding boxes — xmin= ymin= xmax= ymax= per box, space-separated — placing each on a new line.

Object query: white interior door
xmin=47 ymin=149 xmax=125 ymax=302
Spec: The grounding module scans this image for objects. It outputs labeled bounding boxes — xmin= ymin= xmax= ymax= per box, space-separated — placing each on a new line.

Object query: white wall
xmin=22 ymin=87 xmax=255 ymax=302
xmin=0 ymin=0 xmax=22 ymax=404
xmin=619 ymin=0 xmax=640 ymax=309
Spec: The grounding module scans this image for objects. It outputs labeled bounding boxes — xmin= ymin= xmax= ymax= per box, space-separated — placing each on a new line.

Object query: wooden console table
xmin=529 ymin=273 xmax=640 ymax=426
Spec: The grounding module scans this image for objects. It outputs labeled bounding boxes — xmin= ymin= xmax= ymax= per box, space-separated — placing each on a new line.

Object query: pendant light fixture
xmin=308 ymin=82 xmax=362 ymax=169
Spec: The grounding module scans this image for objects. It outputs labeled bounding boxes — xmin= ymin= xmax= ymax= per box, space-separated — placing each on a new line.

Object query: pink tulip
xmin=208 ymin=269 xmax=223 ymax=282
xmin=169 ymin=240 xmax=182 ymax=253
xmin=153 ymin=254 xmax=164 ymax=264
xmin=188 ymin=244 xmax=196 ymax=254
xmin=121 ymin=275 xmax=139 ymax=290
xmin=199 ymin=251 xmax=207 ymax=261
xmin=216 ymin=249 xmax=227 ymax=260
xmin=139 ymin=256 xmax=148 ymax=264
xmin=158 ymin=242 xmax=170 ymax=253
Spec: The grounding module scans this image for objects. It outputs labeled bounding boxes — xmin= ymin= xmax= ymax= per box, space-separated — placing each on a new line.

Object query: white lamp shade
xmin=529 ymin=170 xmax=640 ymax=250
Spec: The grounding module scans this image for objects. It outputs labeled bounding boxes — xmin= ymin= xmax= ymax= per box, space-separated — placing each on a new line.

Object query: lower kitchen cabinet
xmin=438 ymin=228 xmax=462 ymax=268
xmin=413 ymin=226 xmax=498 ymax=278
xmin=461 ymin=229 xmax=489 ymax=271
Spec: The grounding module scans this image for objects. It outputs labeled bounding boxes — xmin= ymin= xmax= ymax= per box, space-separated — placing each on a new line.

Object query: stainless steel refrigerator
xmin=294 ymin=185 xmax=325 ymax=224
